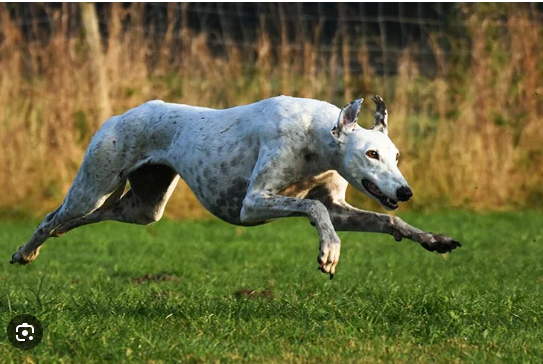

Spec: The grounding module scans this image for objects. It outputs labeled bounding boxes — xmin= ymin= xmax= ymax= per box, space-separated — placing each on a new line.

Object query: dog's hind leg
xmin=10 ymin=188 xmax=122 ymax=265
xmin=10 ymin=174 xmax=125 ymax=265
xmin=11 ymin=140 xmax=129 ymax=264
xmin=307 ymin=183 xmax=461 ymax=253
xmin=49 ymin=180 xmax=127 ymax=237
xmin=304 ymin=172 xmax=461 ymax=254
xmin=328 ymin=202 xmax=461 ymax=253
xmin=51 ymin=164 xmax=179 ymax=236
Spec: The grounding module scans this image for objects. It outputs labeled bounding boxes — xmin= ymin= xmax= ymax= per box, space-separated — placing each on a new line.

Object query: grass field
xmin=1 ymin=211 xmax=542 ymax=362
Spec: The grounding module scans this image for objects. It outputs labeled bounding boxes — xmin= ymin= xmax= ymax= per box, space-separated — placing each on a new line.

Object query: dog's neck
xmin=305 ymin=119 xmax=346 ymax=176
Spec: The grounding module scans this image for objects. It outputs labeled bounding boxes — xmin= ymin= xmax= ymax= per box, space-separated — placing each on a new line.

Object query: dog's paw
xmin=317 ymin=237 xmax=341 ymax=279
xmin=10 ymin=246 xmax=39 ymax=265
xmin=10 ymin=252 xmax=29 ymax=265
xmin=419 ymin=233 xmax=461 ymax=254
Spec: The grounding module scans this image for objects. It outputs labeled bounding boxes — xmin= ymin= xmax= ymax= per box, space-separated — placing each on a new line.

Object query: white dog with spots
xmin=11 ymin=95 xmax=460 ymax=278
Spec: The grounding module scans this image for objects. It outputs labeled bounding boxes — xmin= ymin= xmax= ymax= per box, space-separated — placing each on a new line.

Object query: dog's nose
xmin=396 ymin=186 xmax=413 ymax=202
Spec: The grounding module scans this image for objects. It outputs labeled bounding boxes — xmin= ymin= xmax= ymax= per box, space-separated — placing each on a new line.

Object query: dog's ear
xmin=370 ymin=95 xmax=388 ymax=135
xmin=331 ymin=98 xmax=363 ymax=139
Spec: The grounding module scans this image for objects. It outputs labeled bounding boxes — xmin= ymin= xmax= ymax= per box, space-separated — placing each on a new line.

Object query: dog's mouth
xmin=362 ymin=179 xmax=398 ymax=210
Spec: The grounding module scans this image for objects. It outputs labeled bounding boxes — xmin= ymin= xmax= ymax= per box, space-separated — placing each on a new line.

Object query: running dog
xmin=10 ymin=95 xmax=461 ymax=278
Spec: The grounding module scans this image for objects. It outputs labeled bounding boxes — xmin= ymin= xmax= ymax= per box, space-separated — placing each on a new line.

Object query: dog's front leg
xmin=328 ymin=203 xmax=461 ymax=253
xmin=241 ymin=193 xmax=341 ymax=277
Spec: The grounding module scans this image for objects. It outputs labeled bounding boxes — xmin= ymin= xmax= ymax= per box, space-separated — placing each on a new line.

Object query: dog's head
xmin=331 ymin=95 xmax=412 ymax=210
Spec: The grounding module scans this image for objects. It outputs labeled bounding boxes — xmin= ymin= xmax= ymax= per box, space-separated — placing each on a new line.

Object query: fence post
xmin=339 ymin=3 xmax=352 ymax=102
xmin=80 ymin=2 xmax=111 ymax=126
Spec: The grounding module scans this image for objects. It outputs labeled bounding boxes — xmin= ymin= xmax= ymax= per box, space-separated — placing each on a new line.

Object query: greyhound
xmin=10 ymin=95 xmax=460 ymax=278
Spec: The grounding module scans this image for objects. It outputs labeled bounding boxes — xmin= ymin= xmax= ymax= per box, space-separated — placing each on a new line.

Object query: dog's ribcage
xmin=99 ymin=97 xmax=339 ymax=224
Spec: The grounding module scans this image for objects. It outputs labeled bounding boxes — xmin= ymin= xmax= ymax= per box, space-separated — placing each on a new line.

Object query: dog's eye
xmin=366 ymin=150 xmax=379 ymax=160
xmin=396 ymin=153 xmax=400 ymax=161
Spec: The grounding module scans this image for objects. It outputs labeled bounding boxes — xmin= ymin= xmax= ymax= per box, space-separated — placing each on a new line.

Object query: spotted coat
xmin=11 ymin=96 xmax=461 ymax=277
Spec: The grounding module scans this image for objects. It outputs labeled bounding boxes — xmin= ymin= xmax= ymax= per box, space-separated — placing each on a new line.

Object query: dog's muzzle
xmin=396 ymin=186 xmax=413 ymax=202
xmin=362 ymin=179 xmax=399 ymax=210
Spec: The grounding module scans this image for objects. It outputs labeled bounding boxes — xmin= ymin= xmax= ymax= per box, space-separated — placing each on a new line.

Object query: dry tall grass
xmin=0 ymin=3 xmax=541 ymax=218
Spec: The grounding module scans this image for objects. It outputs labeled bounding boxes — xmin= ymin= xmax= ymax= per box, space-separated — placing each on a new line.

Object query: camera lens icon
xmin=7 ymin=314 xmax=43 ymax=350
xmin=16 ymin=323 xmax=35 ymax=341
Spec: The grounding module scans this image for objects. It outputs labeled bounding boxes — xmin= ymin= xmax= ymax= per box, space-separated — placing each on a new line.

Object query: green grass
xmin=1 ymin=211 xmax=542 ymax=363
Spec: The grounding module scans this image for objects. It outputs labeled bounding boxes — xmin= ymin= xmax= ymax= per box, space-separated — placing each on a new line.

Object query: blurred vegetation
xmin=0 ymin=3 xmax=542 ymax=219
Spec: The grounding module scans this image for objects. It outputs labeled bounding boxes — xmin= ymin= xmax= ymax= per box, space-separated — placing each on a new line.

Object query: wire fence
xmin=2 ymin=3 xmax=542 ymax=76
xmin=1 ymin=3 xmax=542 ymax=215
